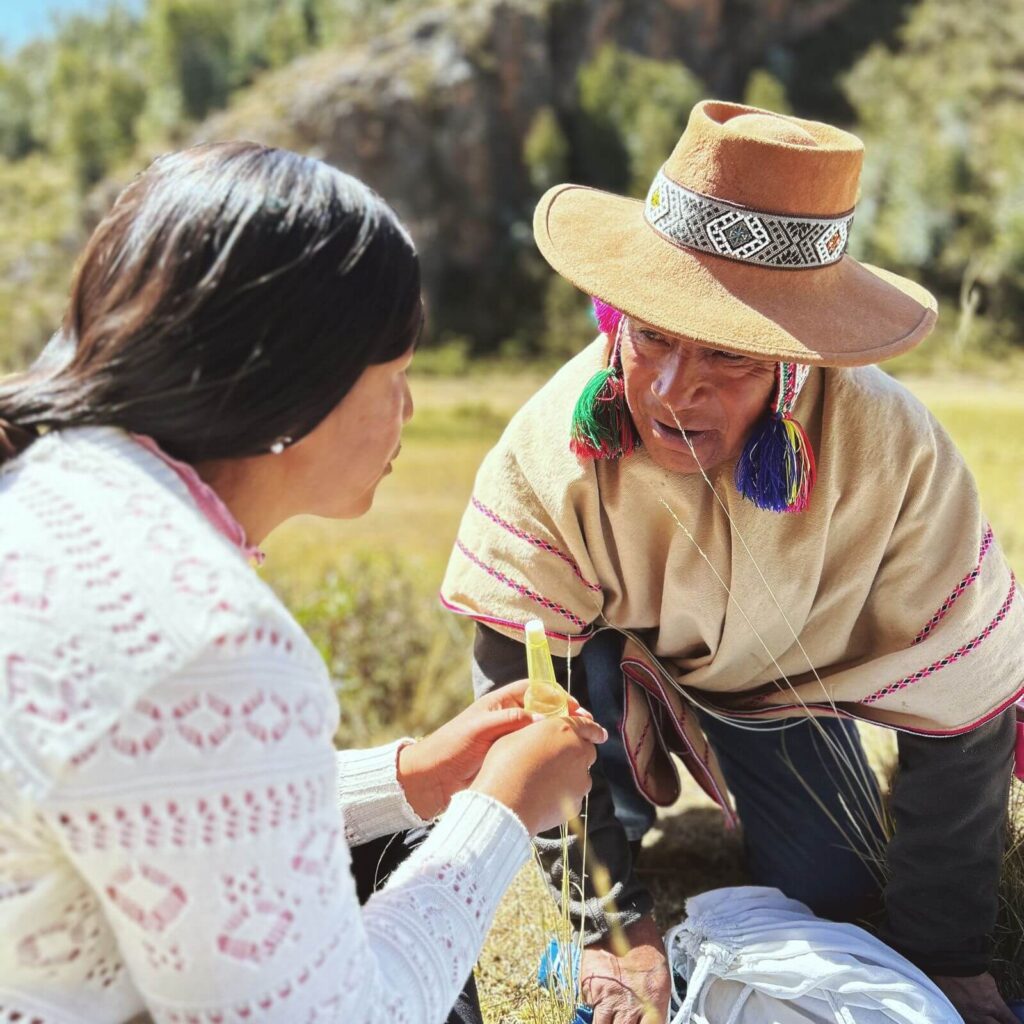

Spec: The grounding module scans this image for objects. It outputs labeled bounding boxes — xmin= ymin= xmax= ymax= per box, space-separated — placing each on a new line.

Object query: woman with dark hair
xmin=0 ymin=142 xmax=603 ymax=1023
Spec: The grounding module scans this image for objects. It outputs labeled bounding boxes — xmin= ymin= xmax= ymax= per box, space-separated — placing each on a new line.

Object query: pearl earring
xmin=269 ymin=436 xmax=292 ymax=455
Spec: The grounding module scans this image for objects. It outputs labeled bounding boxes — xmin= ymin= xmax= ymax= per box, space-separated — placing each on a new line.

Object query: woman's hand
xmin=397 ymin=680 xmax=599 ymax=819
xmin=470 ymin=713 xmax=606 ymax=835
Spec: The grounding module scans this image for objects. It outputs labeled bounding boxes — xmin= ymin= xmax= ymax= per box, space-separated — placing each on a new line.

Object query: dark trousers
xmin=583 ymin=628 xmax=886 ymax=922
xmin=349 ymin=828 xmax=485 ymax=1024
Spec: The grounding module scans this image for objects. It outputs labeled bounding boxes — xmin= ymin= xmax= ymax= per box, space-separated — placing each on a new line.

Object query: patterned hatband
xmin=644 ymin=168 xmax=855 ymax=270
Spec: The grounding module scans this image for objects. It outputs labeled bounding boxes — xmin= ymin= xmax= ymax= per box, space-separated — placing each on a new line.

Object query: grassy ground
xmin=263 ymin=367 xmax=1024 ymax=1021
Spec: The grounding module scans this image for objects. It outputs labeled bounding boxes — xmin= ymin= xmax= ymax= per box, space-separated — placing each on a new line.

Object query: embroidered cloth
xmin=441 ymin=339 xmax=1024 ymax=811
xmin=0 ymin=426 xmax=531 ymax=1023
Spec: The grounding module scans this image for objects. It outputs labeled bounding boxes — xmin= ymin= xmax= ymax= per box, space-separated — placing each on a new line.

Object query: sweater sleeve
xmin=30 ymin=642 xmax=530 ymax=1023
xmin=335 ymin=740 xmax=430 ymax=846
xmin=879 ymin=707 xmax=1015 ymax=976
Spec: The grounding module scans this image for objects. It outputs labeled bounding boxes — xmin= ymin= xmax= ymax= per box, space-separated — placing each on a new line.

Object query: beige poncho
xmin=442 ymin=340 xmax=1023 ymax=811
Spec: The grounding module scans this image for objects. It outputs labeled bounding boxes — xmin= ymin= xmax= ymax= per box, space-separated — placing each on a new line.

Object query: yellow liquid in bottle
xmin=524 ymin=620 xmax=569 ymax=718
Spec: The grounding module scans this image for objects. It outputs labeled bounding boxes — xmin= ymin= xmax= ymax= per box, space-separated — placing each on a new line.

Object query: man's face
xmin=620 ymin=316 xmax=777 ymax=475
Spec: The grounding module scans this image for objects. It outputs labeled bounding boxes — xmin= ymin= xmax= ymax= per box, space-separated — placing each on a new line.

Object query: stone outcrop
xmin=197 ymin=0 xmax=860 ymax=349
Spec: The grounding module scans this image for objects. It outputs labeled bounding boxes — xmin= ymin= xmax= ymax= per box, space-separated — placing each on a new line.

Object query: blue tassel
xmin=735 ymin=413 xmax=816 ymax=513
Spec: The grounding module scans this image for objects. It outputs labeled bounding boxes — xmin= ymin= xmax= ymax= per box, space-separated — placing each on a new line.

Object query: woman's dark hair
xmin=0 ymin=141 xmax=422 ymax=465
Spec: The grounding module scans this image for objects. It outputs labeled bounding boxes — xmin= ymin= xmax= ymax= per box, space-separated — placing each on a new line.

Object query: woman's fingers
xmin=566 ymin=694 xmax=594 ymax=719
xmin=484 ymin=678 xmax=594 ymax=719
xmin=474 ymin=706 xmax=607 ymax=746
xmin=567 ymin=717 xmax=608 ymax=747
xmin=473 ymin=705 xmax=541 ymax=741
xmin=486 ymin=679 xmax=530 ymax=706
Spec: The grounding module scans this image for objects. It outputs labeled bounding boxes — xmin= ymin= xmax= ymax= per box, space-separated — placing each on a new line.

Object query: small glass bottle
xmin=523 ymin=619 xmax=569 ymax=718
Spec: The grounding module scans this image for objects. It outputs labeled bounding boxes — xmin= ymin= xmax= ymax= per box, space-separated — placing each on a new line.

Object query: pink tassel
xmin=592 ymin=297 xmax=623 ymax=336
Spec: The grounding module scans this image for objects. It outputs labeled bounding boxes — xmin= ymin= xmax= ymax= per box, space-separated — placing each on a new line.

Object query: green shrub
xmin=577 ymin=44 xmax=704 ymax=197
xmin=524 ymin=106 xmax=570 ymax=194
xmin=404 ymin=400 xmax=508 ymax=441
xmin=0 ymin=155 xmax=78 ymax=371
xmin=742 ymin=69 xmax=792 ymax=115
xmin=410 ymin=335 xmax=474 ymax=377
xmin=538 ymin=275 xmax=596 ymax=360
xmin=844 ymin=0 xmax=1024 ymax=337
xmin=282 ymin=551 xmax=474 ymax=746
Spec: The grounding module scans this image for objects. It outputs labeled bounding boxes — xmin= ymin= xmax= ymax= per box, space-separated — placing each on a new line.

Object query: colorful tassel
xmin=569 ymin=363 xmax=638 ymax=460
xmin=735 ymin=362 xmax=816 ymax=513
xmin=569 ymin=299 xmax=638 ymax=460
xmin=591 ymin=297 xmax=623 ymax=336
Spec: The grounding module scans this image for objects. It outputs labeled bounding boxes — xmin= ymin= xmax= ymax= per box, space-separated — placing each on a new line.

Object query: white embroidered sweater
xmin=0 ymin=428 xmax=531 ymax=1024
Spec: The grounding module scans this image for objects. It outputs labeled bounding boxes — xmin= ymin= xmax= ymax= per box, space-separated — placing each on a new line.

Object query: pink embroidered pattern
xmin=151 ymin=926 xmax=345 ymax=1023
xmin=291 ymin=822 xmax=341 ymax=879
xmin=470 ymin=497 xmax=602 ymax=593
xmin=20 ymin=482 xmax=166 ymax=662
xmin=913 ymin=525 xmax=995 ymax=645
xmin=217 ymin=868 xmax=297 ymax=964
xmin=5 ymin=645 xmax=95 ymax=728
xmin=864 ymin=573 xmax=1017 ymax=705
xmin=142 ymin=937 xmax=186 ymax=973
xmin=174 ymin=693 xmax=233 ymax=749
xmin=0 ymin=552 xmax=56 ymax=616
xmin=109 ymin=699 xmax=164 ymax=757
xmin=55 ymin=776 xmax=331 ymax=853
xmin=106 ymin=862 xmax=188 ymax=932
xmin=98 ymin=688 xmax=321 ymax=765
xmin=18 ymin=900 xmax=96 ymax=970
xmin=455 ymin=541 xmax=587 ymax=629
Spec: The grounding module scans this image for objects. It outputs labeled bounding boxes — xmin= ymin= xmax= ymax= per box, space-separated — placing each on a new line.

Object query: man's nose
xmin=651 ymin=348 xmax=711 ymax=408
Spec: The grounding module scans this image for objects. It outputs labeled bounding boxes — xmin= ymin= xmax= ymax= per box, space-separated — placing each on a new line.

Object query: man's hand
xmin=580 ymin=916 xmax=671 ymax=1024
xmin=932 ymin=973 xmax=1018 ymax=1024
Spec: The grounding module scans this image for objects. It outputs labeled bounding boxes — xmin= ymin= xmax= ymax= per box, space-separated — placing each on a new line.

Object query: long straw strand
xmin=662 ymin=398 xmax=886 ymax=773
xmin=656 ymin=394 xmax=890 ymax=857
xmin=565 ymin=642 xmax=590 ymax=1009
xmin=657 ymin=493 xmax=889 ymax=869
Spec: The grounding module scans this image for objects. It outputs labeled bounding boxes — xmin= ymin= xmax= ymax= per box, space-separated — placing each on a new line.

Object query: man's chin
xmin=642 ymin=437 xmax=723 ymax=476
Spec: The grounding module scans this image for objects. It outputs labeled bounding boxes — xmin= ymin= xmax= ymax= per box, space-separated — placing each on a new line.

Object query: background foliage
xmin=0 ymin=0 xmax=1021 ymax=370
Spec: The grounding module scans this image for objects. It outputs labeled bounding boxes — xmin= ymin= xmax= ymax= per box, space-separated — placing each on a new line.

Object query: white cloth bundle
xmin=665 ymin=887 xmax=963 ymax=1024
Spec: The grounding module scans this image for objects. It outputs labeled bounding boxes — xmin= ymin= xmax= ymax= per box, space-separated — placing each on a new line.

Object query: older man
xmin=442 ymin=101 xmax=1023 ymax=1024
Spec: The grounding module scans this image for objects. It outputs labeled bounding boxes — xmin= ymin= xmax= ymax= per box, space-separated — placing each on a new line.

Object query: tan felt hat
xmin=533 ymin=100 xmax=937 ymax=366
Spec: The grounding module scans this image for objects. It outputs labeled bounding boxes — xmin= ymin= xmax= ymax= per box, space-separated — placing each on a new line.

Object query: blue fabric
xmin=583 ymin=631 xmax=885 ymax=921
xmin=581 ymin=630 xmax=659 ymax=841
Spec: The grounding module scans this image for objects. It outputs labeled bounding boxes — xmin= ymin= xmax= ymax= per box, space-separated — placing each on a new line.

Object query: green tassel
xmin=569 ymin=365 xmax=637 ymax=460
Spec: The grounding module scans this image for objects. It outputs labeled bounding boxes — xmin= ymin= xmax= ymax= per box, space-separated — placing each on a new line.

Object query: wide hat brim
xmin=534 ymin=183 xmax=937 ymax=367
